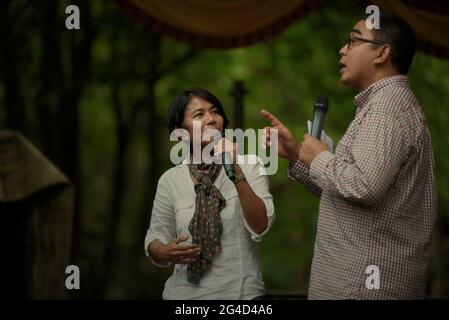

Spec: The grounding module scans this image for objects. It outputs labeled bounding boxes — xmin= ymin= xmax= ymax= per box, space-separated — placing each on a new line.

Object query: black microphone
xmin=311 ymin=96 xmax=329 ymax=139
xmin=222 ymin=152 xmax=235 ymax=181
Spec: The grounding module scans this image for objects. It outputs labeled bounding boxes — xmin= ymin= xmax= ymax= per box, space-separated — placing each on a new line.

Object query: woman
xmin=144 ymin=88 xmax=275 ymax=299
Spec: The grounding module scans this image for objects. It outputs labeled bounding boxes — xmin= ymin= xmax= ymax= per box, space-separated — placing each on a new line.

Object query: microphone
xmin=311 ymin=96 xmax=329 ymax=139
xmin=222 ymin=152 xmax=235 ymax=181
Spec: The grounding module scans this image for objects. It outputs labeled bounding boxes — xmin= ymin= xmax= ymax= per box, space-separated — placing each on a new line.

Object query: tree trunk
xmin=131 ymin=32 xmax=162 ymax=298
xmin=98 ymin=32 xmax=130 ymax=297
xmin=139 ymin=32 xmax=162 ymax=242
xmin=64 ymin=0 xmax=94 ymax=266
xmin=32 ymin=3 xmax=94 ymax=294
xmin=0 ymin=5 xmax=27 ymax=134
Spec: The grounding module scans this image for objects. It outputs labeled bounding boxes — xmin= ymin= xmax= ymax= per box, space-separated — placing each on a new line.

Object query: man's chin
xmin=340 ymin=74 xmax=353 ymax=88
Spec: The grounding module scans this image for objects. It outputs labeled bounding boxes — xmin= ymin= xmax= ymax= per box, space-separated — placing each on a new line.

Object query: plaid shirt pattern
xmin=288 ymin=75 xmax=437 ymax=299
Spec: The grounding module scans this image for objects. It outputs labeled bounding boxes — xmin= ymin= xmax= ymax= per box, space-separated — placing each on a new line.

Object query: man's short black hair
xmin=166 ymin=87 xmax=230 ymax=133
xmin=369 ymin=10 xmax=416 ymax=75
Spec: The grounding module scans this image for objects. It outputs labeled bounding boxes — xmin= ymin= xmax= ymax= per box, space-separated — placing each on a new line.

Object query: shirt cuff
xmin=287 ymin=160 xmax=309 ymax=182
xmin=144 ymin=235 xmax=172 ymax=268
xmin=243 ymin=198 xmax=275 ymax=242
xmin=309 ymin=150 xmax=334 ymax=186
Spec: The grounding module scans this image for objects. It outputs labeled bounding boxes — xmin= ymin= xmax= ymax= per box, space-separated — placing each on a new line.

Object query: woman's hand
xmin=214 ymin=139 xmax=268 ymax=235
xmin=214 ymin=138 xmax=241 ymax=173
xmin=150 ymin=236 xmax=201 ymax=265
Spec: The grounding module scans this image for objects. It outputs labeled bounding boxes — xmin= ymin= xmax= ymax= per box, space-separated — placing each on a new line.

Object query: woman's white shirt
xmin=144 ymin=154 xmax=275 ymax=300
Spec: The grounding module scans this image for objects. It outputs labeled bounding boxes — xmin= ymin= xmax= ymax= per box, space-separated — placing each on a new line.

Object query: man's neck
xmin=359 ymin=69 xmax=400 ymax=92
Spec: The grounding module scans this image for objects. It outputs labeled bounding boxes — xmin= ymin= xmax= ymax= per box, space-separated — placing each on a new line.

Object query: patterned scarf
xmin=187 ymin=162 xmax=226 ymax=285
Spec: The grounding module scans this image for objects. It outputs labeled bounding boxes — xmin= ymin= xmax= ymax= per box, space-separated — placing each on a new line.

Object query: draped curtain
xmin=116 ymin=0 xmax=449 ymax=59
xmin=115 ymin=0 xmax=322 ymax=49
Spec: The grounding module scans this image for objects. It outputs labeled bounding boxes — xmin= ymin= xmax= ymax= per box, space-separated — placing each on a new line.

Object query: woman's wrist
xmin=233 ymin=163 xmax=243 ymax=175
xmin=149 ymin=241 xmax=165 ymax=263
xmin=233 ymin=172 xmax=246 ymax=185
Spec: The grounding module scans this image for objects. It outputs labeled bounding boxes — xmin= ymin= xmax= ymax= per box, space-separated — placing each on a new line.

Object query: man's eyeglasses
xmin=345 ymin=36 xmax=386 ymax=51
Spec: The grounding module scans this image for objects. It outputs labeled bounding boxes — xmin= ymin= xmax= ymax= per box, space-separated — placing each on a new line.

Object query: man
xmin=261 ymin=11 xmax=437 ymax=299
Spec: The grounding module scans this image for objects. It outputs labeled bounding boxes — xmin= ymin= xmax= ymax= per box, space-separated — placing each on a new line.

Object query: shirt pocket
xmin=219 ymin=190 xmax=240 ymax=241
xmin=221 ymin=189 xmax=239 ymax=218
xmin=174 ymin=198 xmax=194 ymax=236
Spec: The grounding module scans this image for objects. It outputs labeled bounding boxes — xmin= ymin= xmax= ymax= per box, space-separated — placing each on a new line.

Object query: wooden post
xmin=230 ymin=80 xmax=248 ymax=130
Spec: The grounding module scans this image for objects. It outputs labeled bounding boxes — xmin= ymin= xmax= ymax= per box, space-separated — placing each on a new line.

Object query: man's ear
xmin=374 ymin=45 xmax=392 ymax=65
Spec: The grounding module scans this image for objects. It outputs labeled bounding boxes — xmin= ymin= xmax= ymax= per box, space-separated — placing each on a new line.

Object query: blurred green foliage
xmin=1 ymin=0 xmax=448 ymax=298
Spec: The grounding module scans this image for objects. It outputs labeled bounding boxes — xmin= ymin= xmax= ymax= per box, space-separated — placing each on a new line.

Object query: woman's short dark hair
xmin=166 ymin=87 xmax=230 ymax=133
xmin=370 ymin=10 xmax=416 ymax=75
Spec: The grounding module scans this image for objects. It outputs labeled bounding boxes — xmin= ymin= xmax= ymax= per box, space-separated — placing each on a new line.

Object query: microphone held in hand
xmin=222 ymin=152 xmax=235 ymax=181
xmin=311 ymin=96 xmax=329 ymax=139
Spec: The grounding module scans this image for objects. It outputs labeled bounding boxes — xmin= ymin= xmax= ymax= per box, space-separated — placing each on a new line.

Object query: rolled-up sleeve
xmin=144 ymin=176 xmax=175 ymax=268
xmin=242 ymin=156 xmax=275 ymax=242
